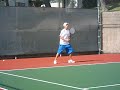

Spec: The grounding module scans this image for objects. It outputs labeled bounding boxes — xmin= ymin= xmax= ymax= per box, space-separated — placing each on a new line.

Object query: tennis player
xmin=54 ymin=22 xmax=75 ymax=64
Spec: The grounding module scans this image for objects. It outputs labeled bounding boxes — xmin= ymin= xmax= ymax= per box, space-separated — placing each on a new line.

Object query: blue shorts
xmin=57 ymin=44 xmax=74 ymax=55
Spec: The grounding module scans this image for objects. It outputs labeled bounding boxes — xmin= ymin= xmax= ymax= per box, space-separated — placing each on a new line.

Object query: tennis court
xmin=0 ymin=54 xmax=120 ymax=90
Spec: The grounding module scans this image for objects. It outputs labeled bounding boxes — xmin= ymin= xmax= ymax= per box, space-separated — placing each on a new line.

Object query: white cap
xmin=63 ymin=22 xmax=69 ymax=27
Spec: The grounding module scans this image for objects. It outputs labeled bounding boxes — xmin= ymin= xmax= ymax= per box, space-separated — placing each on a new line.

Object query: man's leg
xmin=68 ymin=53 xmax=75 ymax=63
xmin=69 ymin=53 xmax=72 ymax=60
xmin=66 ymin=44 xmax=75 ymax=63
xmin=54 ymin=45 xmax=65 ymax=64
xmin=54 ymin=53 xmax=59 ymax=64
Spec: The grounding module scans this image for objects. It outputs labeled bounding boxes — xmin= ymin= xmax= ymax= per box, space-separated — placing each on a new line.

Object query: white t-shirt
xmin=59 ymin=29 xmax=70 ymax=45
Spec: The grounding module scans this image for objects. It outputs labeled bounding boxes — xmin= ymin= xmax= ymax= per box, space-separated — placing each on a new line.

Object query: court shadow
xmin=0 ymin=83 xmax=22 ymax=90
xmin=76 ymin=59 xmax=101 ymax=63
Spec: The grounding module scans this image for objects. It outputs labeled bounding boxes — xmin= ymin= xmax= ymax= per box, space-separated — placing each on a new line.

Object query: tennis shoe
xmin=68 ymin=59 xmax=75 ymax=63
xmin=54 ymin=60 xmax=57 ymax=64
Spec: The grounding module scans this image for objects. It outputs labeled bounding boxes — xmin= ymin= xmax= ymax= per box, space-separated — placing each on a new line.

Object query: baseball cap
xmin=63 ymin=22 xmax=69 ymax=27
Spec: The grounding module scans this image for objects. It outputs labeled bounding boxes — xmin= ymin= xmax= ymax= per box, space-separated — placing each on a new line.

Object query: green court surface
xmin=0 ymin=62 xmax=120 ymax=90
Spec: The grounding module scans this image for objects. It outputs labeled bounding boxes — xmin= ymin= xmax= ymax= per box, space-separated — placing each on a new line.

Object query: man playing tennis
xmin=54 ymin=22 xmax=75 ymax=64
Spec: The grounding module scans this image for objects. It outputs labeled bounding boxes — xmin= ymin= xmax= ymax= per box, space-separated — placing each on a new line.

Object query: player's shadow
xmin=61 ymin=59 xmax=101 ymax=64
xmin=0 ymin=83 xmax=22 ymax=90
xmin=76 ymin=59 xmax=101 ymax=63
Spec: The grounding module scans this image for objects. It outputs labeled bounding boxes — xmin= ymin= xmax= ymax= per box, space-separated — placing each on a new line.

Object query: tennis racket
xmin=69 ymin=27 xmax=76 ymax=39
xmin=70 ymin=27 xmax=75 ymax=34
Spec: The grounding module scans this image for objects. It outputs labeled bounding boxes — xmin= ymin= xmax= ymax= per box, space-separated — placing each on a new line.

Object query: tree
xmin=5 ymin=0 xmax=9 ymax=6
xmin=82 ymin=0 xmax=97 ymax=8
xmin=43 ymin=0 xmax=51 ymax=7
xmin=100 ymin=0 xmax=108 ymax=11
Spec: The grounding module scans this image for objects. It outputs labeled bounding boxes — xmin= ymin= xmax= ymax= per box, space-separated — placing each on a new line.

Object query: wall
xmin=102 ymin=12 xmax=120 ymax=53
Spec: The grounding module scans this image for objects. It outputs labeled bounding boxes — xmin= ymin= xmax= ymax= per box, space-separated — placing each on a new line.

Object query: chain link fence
xmin=0 ymin=0 xmax=98 ymax=57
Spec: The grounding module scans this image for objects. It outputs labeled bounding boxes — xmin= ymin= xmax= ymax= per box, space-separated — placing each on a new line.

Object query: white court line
xmin=0 ymin=72 xmax=83 ymax=90
xmin=0 ymin=61 xmax=120 ymax=71
xmin=88 ymin=83 xmax=120 ymax=89
xmin=0 ymin=72 xmax=120 ymax=90
xmin=0 ymin=87 xmax=8 ymax=90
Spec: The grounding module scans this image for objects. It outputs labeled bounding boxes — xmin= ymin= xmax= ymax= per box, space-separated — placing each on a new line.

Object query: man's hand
xmin=65 ymin=38 xmax=70 ymax=42
xmin=60 ymin=36 xmax=70 ymax=42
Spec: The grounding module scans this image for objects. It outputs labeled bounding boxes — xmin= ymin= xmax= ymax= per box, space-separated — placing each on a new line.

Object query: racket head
xmin=70 ymin=27 xmax=75 ymax=34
